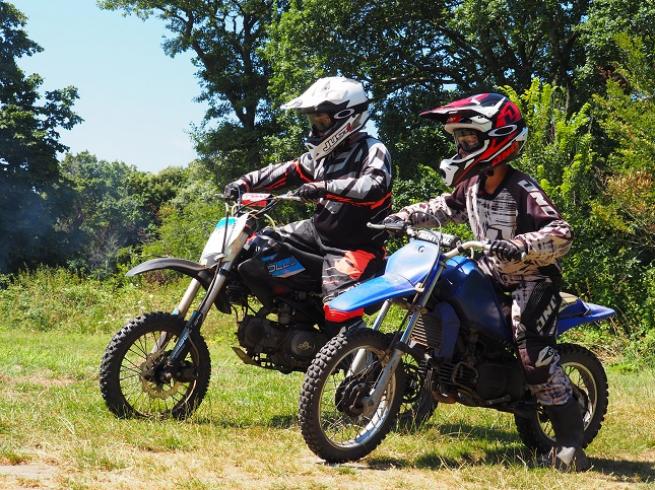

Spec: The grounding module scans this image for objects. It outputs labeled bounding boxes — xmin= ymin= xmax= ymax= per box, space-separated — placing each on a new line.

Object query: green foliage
xmin=0 ymin=267 xmax=182 ymax=334
xmin=141 ymin=176 xmax=225 ymax=261
xmin=59 ymin=152 xmax=187 ymax=274
xmin=0 ymin=2 xmax=81 ymax=273
xmin=99 ymin=0 xmax=282 ymax=183
xmin=502 ymin=72 xmax=655 ymax=347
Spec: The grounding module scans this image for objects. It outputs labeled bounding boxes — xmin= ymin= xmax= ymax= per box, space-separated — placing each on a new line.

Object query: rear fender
xmin=557 ymin=302 xmax=616 ymax=335
xmin=127 ymin=258 xmax=230 ymax=313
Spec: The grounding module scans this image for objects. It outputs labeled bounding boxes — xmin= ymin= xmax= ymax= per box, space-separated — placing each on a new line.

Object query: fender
xmin=557 ymin=302 xmax=616 ymax=335
xmin=127 ymin=258 xmax=230 ymax=313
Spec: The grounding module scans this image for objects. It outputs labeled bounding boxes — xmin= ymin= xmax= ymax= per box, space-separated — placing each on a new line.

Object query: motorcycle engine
xmin=237 ymin=315 xmax=328 ymax=372
xmin=474 ymin=361 xmax=525 ymax=401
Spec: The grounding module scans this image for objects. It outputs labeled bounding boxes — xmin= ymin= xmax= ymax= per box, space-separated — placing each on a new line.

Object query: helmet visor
xmin=306 ymin=112 xmax=334 ymax=134
xmin=453 ymin=128 xmax=484 ymax=154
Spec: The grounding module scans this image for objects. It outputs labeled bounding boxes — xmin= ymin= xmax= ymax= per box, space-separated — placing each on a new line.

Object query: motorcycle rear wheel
xmin=99 ymin=312 xmax=211 ymax=419
xmin=514 ymin=343 xmax=608 ymax=452
xmin=299 ymin=329 xmax=407 ymax=463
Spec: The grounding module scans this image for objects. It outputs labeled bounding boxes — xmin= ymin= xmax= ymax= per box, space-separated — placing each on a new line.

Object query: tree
xmin=0 ymin=2 xmax=81 ymax=272
xmin=99 ymin=0 xmax=287 ymax=183
xmin=59 ymin=152 xmax=189 ymax=273
xmin=265 ymin=0 xmax=605 ymax=178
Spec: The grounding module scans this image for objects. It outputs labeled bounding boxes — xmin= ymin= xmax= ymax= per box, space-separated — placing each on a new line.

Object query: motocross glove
xmin=381 ymin=214 xmax=408 ymax=233
xmin=224 ymin=181 xmax=246 ymax=200
xmin=489 ymin=239 xmax=527 ymax=261
xmin=294 ymin=182 xmax=326 ymax=201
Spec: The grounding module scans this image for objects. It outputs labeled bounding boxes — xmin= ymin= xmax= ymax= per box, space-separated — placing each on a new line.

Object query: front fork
xmin=163 ymin=262 xmax=232 ymax=364
xmin=359 ymin=262 xmax=445 ymax=411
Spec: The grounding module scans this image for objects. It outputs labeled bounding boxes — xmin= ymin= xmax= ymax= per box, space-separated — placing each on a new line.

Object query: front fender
xmin=127 ymin=258 xmax=214 ymax=289
xmin=127 ymin=258 xmax=231 ymax=313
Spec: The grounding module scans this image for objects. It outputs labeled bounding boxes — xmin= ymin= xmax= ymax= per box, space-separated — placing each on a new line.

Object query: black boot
xmin=541 ymin=398 xmax=591 ymax=471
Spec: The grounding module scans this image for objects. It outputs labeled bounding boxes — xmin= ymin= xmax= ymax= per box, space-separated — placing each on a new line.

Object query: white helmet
xmin=281 ymin=76 xmax=370 ymax=161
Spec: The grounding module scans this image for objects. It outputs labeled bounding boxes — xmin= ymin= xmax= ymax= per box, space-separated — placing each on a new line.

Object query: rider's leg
xmin=511 ymin=280 xmax=589 ymax=471
xmin=322 ymin=248 xmax=384 ymax=336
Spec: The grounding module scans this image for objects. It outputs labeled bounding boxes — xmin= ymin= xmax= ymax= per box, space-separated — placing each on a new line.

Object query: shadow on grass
xmin=590 ymin=457 xmax=655 ymax=483
xmin=368 ymin=450 xmax=654 ymax=482
xmin=366 ymin=422 xmax=654 ymax=483
xmin=433 ymin=422 xmax=520 ymax=443
xmin=188 ymin=413 xmax=297 ymax=429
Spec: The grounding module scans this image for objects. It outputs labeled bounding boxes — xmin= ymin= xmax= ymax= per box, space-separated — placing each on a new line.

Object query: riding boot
xmin=541 ymin=397 xmax=591 ymax=471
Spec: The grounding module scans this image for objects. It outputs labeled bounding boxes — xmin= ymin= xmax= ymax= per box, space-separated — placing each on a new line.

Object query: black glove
xmin=294 ymin=183 xmax=326 ymax=201
xmin=489 ymin=240 xmax=526 ymax=261
xmin=382 ymin=214 xmax=407 ymax=233
xmin=224 ymin=181 xmax=246 ymax=200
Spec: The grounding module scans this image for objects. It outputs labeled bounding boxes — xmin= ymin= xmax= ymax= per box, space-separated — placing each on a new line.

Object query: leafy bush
xmin=0 ymin=268 xmax=182 ymax=334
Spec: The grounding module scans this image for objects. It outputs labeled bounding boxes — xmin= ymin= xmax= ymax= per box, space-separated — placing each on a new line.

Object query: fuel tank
xmin=435 ymin=256 xmax=510 ymax=342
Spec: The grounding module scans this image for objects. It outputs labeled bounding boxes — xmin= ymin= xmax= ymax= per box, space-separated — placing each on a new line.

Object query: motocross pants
xmin=277 ymin=219 xmax=384 ymax=331
xmin=510 ymin=279 xmax=573 ymax=406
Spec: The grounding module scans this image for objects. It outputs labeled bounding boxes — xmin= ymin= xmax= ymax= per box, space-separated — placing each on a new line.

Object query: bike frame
xmin=163 ymin=194 xmax=302 ymax=364
xmin=357 ymin=231 xmax=489 ymax=409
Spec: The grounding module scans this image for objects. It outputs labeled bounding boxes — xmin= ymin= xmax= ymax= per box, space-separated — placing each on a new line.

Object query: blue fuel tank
xmin=435 ymin=256 xmax=510 ymax=342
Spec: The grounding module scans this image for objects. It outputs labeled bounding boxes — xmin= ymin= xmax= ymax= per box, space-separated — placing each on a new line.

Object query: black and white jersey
xmin=398 ymin=167 xmax=573 ymax=286
xmin=236 ymin=132 xmax=393 ymax=249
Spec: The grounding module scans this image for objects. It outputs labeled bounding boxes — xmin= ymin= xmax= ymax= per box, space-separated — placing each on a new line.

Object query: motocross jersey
xmin=398 ymin=167 xmax=573 ymax=286
xmin=236 ymin=132 xmax=393 ymax=249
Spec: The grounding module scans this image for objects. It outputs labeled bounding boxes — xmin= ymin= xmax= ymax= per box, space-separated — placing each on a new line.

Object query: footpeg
xmin=232 ymin=346 xmax=257 ymax=365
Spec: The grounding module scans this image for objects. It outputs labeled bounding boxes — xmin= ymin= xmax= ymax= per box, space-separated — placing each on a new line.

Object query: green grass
xmin=0 ymin=269 xmax=653 ymax=488
xmin=0 ymin=321 xmax=653 ymax=489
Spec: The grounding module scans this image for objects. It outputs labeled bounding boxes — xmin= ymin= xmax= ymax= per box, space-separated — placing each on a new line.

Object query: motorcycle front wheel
xmin=99 ymin=312 xmax=211 ymax=419
xmin=299 ymin=329 xmax=406 ymax=463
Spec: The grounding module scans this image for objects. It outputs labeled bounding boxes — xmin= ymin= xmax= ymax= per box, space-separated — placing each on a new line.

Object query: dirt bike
xmin=99 ymin=193 xmax=434 ymax=425
xmin=298 ymin=222 xmax=613 ymax=463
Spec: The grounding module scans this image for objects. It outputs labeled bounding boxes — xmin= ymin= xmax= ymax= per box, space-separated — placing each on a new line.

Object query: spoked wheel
xmin=99 ymin=312 xmax=211 ymax=419
xmin=299 ymin=329 xmax=406 ymax=463
xmin=396 ymin=351 xmax=437 ymax=432
xmin=515 ymin=343 xmax=608 ymax=452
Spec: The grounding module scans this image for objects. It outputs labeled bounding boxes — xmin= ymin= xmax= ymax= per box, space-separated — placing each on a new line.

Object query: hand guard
xmin=294 ymin=183 xmax=326 ymax=201
xmin=489 ymin=239 xmax=527 ymax=261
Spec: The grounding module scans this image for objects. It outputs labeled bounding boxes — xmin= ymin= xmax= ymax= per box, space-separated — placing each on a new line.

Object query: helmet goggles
xmin=453 ymin=128 xmax=484 ymax=154
xmin=306 ymin=112 xmax=334 ymax=134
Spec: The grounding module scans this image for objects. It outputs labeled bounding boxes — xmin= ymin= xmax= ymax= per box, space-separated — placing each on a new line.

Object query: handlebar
xmin=367 ymin=222 xmax=526 ymax=260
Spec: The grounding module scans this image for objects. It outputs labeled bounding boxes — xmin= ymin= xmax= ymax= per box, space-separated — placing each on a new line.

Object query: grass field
xmin=0 ymin=306 xmax=654 ymax=490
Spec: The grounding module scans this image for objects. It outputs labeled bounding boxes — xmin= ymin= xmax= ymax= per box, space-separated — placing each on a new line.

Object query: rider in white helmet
xmin=225 ymin=76 xmax=393 ymax=332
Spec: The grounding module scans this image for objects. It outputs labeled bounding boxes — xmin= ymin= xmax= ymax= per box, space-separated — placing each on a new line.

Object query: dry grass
xmin=0 ymin=318 xmax=653 ymax=489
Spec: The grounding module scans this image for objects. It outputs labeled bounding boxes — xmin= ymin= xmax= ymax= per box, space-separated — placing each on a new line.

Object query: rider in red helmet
xmin=385 ymin=93 xmax=587 ymax=471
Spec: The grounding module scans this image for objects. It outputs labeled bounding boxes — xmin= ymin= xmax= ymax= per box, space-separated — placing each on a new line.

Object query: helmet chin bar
xmin=304 ymin=111 xmax=369 ymax=161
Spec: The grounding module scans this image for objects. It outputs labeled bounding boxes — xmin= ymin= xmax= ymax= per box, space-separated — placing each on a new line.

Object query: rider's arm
xmin=394 ymin=182 xmax=469 ymax=227
xmin=234 ymin=157 xmax=314 ymax=192
xmin=513 ymin=180 xmax=573 ymax=264
xmin=322 ymin=140 xmax=392 ymax=206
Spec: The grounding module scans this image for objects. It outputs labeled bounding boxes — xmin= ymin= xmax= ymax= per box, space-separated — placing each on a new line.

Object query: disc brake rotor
xmin=334 ymin=363 xmax=382 ymax=417
xmin=138 ymin=351 xmax=184 ymax=400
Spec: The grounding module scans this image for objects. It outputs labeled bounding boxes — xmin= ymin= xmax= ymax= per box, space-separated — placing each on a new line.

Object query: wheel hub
xmin=139 ymin=351 xmax=184 ymax=400
xmin=335 ymin=374 xmax=371 ymax=417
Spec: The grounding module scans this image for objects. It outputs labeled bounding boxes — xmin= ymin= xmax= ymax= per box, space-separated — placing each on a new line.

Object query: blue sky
xmin=15 ymin=0 xmax=208 ymax=172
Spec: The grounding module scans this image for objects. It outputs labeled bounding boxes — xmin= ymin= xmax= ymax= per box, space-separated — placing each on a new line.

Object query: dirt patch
xmin=8 ymin=372 xmax=75 ymax=388
xmin=0 ymin=462 xmax=58 ymax=489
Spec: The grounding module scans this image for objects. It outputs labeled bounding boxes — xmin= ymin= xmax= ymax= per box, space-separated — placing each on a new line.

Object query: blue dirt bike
xmin=298 ymin=222 xmax=613 ymax=463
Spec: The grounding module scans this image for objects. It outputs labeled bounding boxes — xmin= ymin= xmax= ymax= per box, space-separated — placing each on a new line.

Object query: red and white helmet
xmin=420 ymin=93 xmax=528 ymax=186
xmin=281 ymin=77 xmax=369 ymax=162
